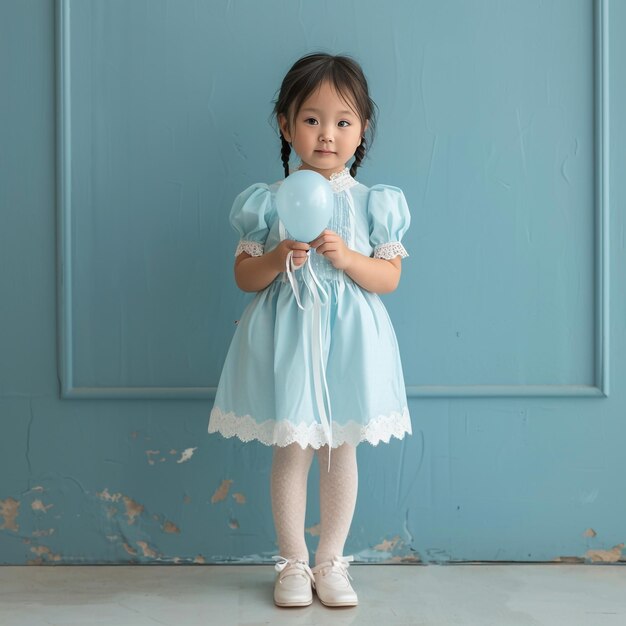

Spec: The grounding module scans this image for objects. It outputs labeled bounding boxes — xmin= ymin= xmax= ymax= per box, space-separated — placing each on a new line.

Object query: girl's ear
xmin=278 ymin=113 xmax=292 ymax=142
xmin=363 ymin=119 xmax=369 ymax=135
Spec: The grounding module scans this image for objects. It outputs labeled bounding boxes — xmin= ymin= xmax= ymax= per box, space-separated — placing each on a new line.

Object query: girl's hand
xmin=309 ymin=229 xmax=353 ymax=270
xmin=270 ymin=239 xmax=311 ymax=271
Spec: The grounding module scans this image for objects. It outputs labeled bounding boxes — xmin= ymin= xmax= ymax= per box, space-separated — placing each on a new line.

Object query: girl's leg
xmin=270 ymin=442 xmax=315 ymax=562
xmin=314 ymin=443 xmax=358 ymax=566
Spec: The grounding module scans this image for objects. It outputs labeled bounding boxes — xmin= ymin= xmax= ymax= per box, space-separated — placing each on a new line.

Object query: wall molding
xmin=56 ymin=0 xmax=609 ymax=399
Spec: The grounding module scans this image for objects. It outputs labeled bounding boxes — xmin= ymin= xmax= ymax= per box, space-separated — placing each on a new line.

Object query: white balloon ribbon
xmin=285 ymin=249 xmax=333 ymax=471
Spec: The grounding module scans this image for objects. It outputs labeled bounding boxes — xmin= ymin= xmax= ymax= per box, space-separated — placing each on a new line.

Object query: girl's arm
xmin=343 ymin=251 xmax=402 ymax=294
xmin=234 ymin=241 xmax=310 ymax=292
xmin=234 ymin=252 xmax=280 ymax=292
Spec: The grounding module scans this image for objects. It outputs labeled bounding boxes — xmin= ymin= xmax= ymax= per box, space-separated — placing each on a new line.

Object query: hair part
xmin=270 ymin=52 xmax=378 ymax=179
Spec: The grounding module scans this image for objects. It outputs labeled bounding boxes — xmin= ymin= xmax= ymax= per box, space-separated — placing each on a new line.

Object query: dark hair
xmin=271 ymin=52 xmax=378 ymax=179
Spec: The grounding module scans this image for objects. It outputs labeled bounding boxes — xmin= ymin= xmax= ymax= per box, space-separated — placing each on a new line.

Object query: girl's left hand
xmin=308 ymin=229 xmax=353 ymax=271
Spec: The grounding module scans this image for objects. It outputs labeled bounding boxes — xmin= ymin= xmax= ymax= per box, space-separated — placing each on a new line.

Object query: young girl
xmin=208 ymin=52 xmax=412 ymax=608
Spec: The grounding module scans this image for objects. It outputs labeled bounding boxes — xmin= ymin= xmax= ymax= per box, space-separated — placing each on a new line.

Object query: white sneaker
xmin=272 ymin=555 xmax=315 ymax=607
xmin=311 ymin=555 xmax=358 ymax=607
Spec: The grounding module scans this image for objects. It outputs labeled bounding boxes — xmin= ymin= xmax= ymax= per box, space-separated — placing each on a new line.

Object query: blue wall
xmin=1 ymin=0 xmax=625 ymax=565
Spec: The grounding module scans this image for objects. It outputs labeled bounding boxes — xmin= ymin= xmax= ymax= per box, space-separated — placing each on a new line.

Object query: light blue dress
xmin=208 ymin=167 xmax=412 ymax=451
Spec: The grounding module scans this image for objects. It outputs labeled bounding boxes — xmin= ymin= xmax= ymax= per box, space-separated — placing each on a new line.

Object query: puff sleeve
xmin=367 ymin=184 xmax=411 ymax=259
xmin=229 ymin=183 xmax=273 ymax=258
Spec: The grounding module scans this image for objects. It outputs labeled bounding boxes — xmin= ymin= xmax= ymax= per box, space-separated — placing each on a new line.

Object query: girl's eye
xmin=304 ymin=118 xmax=318 ymax=125
xmin=338 ymin=121 xmax=350 ymax=128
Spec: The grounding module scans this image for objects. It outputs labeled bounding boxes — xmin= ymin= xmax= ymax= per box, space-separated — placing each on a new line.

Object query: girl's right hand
xmin=271 ymin=240 xmax=311 ymax=271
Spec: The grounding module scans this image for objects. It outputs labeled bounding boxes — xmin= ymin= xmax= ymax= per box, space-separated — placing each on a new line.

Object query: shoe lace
xmin=312 ymin=554 xmax=355 ymax=582
xmin=272 ymin=555 xmax=316 ymax=587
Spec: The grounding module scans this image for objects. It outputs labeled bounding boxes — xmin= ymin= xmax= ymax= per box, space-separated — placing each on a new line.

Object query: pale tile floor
xmin=0 ymin=564 xmax=625 ymax=625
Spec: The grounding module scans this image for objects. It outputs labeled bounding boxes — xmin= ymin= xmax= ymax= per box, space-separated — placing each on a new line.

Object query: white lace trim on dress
xmin=373 ymin=241 xmax=409 ymax=260
xmin=208 ymin=405 xmax=412 ymax=449
xmin=329 ymin=167 xmax=359 ymax=193
xmin=293 ymin=164 xmax=358 ymax=193
xmin=235 ymin=239 xmax=264 ymax=258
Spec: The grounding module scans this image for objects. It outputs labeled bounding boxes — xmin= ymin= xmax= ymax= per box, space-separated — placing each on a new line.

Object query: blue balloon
xmin=275 ymin=170 xmax=334 ymax=242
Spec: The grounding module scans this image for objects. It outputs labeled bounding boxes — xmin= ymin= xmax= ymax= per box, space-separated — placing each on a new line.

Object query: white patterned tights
xmin=270 ymin=441 xmax=358 ymax=566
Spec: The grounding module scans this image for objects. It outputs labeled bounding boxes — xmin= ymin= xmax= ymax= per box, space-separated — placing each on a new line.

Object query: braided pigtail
xmin=280 ymin=135 xmax=291 ymax=178
xmin=350 ymin=138 xmax=367 ymax=178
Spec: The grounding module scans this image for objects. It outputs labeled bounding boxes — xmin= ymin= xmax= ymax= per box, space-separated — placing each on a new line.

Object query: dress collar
xmin=328 ymin=167 xmax=358 ymax=193
xmin=291 ymin=165 xmax=358 ymax=193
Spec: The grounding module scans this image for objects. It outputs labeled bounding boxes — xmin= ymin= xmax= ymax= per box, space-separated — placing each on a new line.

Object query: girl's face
xmin=279 ymin=80 xmax=368 ymax=179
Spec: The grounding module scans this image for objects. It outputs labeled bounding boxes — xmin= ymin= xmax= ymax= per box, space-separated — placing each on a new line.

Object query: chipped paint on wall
xmin=0 ymin=497 xmax=20 ymax=531
xmin=96 ymin=488 xmax=122 ymax=502
xmin=3 ymin=480 xmax=620 ymax=566
xmin=211 ymin=479 xmax=233 ymax=503
xmin=585 ymin=543 xmax=625 ymax=563
xmin=385 ymin=554 xmax=421 ymax=563
xmin=208 ymin=479 xmax=246 ymax=530
xmin=136 ymin=541 xmax=158 ymax=558
xmin=176 ymin=447 xmax=197 ymax=463
xmin=163 ymin=521 xmax=180 ymax=534
xmin=145 ymin=450 xmax=162 ymax=465
xmin=31 ymin=499 xmax=53 ymax=513
xmin=96 ymin=490 xmax=145 ymax=525
xmin=374 ymin=535 xmax=402 ymax=551
xmin=145 ymin=447 xmax=198 ymax=464
xmin=29 ymin=545 xmax=61 ymax=562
